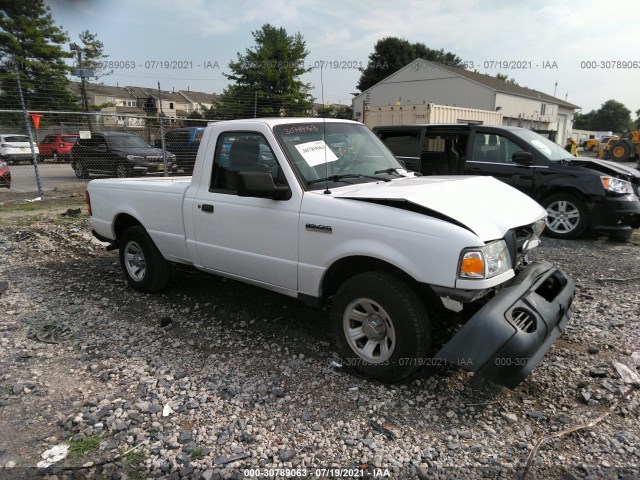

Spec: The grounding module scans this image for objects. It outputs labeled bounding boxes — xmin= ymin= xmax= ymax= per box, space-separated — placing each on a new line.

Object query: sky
xmin=47 ymin=0 xmax=640 ymax=116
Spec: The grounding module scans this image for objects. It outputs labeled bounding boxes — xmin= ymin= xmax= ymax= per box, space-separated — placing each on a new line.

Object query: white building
xmin=352 ymin=59 xmax=580 ymax=145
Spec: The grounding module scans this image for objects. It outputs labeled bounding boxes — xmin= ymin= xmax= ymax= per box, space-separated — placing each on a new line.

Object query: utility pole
xmin=157 ymin=82 xmax=168 ymax=177
xmin=15 ymin=65 xmax=44 ymax=198
xmin=70 ymin=43 xmax=94 ymax=131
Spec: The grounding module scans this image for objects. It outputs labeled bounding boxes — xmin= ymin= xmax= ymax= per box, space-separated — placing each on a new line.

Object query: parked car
xmin=373 ymin=124 xmax=640 ymax=239
xmin=71 ymin=132 xmax=178 ymax=179
xmin=38 ymin=134 xmax=79 ymax=162
xmin=158 ymin=127 xmax=205 ymax=174
xmin=0 ymin=134 xmax=39 ymax=164
xmin=0 ymin=160 xmax=10 ymax=188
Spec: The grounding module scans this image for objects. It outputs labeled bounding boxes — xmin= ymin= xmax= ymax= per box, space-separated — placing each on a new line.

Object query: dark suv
xmin=374 ymin=124 xmax=640 ymax=239
xmin=71 ymin=132 xmax=177 ymax=179
xmin=158 ymin=127 xmax=205 ymax=174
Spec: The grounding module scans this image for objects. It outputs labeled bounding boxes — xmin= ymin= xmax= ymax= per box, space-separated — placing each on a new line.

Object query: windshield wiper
xmin=373 ymin=168 xmax=404 ymax=176
xmin=307 ymin=173 xmax=391 ymax=185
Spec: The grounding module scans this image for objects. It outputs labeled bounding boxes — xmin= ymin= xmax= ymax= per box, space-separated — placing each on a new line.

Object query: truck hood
xmin=331 ymin=176 xmax=546 ymax=240
xmin=565 ymin=157 xmax=640 ymax=184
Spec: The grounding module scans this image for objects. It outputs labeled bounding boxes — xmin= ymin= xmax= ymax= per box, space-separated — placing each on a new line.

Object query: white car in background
xmin=0 ymin=134 xmax=39 ymax=164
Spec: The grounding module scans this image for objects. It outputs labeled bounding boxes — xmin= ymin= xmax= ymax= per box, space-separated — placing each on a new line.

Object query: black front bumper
xmin=436 ymin=261 xmax=574 ymax=389
xmin=589 ymin=194 xmax=640 ymax=233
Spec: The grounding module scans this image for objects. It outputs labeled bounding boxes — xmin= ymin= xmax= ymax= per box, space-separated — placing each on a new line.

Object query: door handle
xmin=201 ymin=204 xmax=214 ymax=213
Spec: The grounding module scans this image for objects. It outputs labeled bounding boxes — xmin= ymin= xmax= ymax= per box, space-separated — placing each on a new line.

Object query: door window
xmin=472 ymin=133 xmax=522 ymax=163
xmin=210 ymin=133 xmax=282 ymax=194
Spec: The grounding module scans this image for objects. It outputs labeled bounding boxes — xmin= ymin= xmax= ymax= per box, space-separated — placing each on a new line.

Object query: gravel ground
xmin=0 ymin=207 xmax=639 ymax=480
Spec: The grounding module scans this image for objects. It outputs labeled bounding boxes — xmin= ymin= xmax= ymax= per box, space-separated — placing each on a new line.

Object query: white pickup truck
xmin=87 ymin=118 xmax=574 ymax=388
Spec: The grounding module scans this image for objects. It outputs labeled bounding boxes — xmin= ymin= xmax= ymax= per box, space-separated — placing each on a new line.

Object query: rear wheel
xmin=119 ymin=225 xmax=171 ymax=292
xmin=331 ymin=271 xmax=431 ymax=382
xmin=542 ymin=193 xmax=588 ymax=239
xmin=73 ymin=161 xmax=89 ymax=179
xmin=609 ymin=141 xmax=630 ymax=162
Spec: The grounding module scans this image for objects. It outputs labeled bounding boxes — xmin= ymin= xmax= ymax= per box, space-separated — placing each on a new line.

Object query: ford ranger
xmin=86 ymin=118 xmax=574 ymax=388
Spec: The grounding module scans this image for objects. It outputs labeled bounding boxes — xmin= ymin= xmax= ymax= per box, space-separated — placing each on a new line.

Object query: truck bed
xmin=89 ymin=176 xmax=193 ymax=264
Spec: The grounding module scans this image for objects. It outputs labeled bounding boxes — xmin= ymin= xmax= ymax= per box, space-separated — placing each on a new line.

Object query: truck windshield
xmin=514 ymin=129 xmax=574 ymax=162
xmin=273 ymin=122 xmax=404 ymax=189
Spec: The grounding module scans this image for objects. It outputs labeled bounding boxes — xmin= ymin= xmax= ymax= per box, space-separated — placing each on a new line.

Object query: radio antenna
xmin=320 ymin=64 xmax=330 ymax=194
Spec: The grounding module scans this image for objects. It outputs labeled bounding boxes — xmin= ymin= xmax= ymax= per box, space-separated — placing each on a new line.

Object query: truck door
xmin=189 ymin=131 xmax=301 ymax=291
xmin=465 ymin=128 xmax=536 ymax=196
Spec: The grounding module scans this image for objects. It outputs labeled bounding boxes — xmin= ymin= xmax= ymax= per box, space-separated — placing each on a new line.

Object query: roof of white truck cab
xmin=209 ymin=117 xmax=359 ymax=129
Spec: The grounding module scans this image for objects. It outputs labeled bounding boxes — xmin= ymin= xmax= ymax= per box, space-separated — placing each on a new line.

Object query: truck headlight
xmin=600 ymin=176 xmax=633 ymax=194
xmin=459 ymin=240 xmax=511 ymax=279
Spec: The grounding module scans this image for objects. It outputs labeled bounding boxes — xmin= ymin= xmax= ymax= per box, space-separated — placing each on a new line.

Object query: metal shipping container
xmin=362 ymin=103 xmax=503 ymax=129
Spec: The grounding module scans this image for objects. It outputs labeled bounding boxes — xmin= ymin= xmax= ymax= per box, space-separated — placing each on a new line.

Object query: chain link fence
xmin=0 ymin=71 xmax=339 ymax=198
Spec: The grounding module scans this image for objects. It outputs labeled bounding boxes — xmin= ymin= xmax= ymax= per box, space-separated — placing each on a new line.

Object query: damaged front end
xmin=436 ymin=261 xmax=574 ymax=389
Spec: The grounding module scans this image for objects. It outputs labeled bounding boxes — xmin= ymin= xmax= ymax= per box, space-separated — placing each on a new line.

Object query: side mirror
xmin=237 ymin=171 xmax=291 ymax=200
xmin=154 ymin=139 xmax=162 ymax=148
xmin=512 ymin=151 xmax=534 ymax=164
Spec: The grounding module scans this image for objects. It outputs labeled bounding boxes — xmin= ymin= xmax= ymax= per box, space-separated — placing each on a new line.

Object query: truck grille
xmin=504 ymin=225 xmax=535 ymax=271
xmin=511 ymin=307 xmax=536 ymax=332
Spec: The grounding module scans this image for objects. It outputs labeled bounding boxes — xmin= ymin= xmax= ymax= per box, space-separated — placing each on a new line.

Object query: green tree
xmin=356 ymin=37 xmax=465 ymax=92
xmin=0 ymin=0 xmax=78 ymax=115
xmin=634 ymin=109 xmax=640 ymax=129
xmin=574 ymin=101 xmax=633 ymax=132
xmin=77 ymin=29 xmax=111 ymax=80
xmin=217 ymin=24 xmax=313 ymax=118
xmin=592 ymin=100 xmax=632 ymax=132
xmin=496 ymin=73 xmax=518 ymax=85
xmin=573 ymin=110 xmax=597 ymax=130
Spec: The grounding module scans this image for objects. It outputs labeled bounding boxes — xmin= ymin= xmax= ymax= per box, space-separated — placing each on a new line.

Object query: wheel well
xmin=538 ymin=187 xmax=589 ymax=206
xmin=113 ymin=214 xmax=142 ymax=240
xmin=321 ymin=256 xmax=441 ymax=309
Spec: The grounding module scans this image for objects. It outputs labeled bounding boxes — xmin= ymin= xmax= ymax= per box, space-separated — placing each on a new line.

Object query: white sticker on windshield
xmin=530 ymin=140 xmax=551 ymax=155
xmin=295 ymin=140 xmax=338 ymax=167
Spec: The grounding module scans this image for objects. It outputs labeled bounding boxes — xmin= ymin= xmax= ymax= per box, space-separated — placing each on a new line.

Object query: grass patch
xmin=128 ymin=471 xmax=147 ymax=480
xmin=125 ymin=450 xmax=146 ymax=466
xmin=68 ymin=435 xmax=101 ymax=457
xmin=190 ymin=446 xmax=204 ymax=460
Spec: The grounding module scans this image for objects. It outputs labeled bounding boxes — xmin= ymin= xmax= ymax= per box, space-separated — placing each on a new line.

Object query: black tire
xmin=331 ymin=271 xmax=431 ymax=382
xmin=73 ymin=161 xmax=89 ymax=179
xmin=608 ymin=140 xmax=630 ymax=162
xmin=119 ymin=225 xmax=171 ymax=293
xmin=115 ymin=164 xmax=130 ymax=178
xmin=38 ymin=155 xmax=46 ymax=163
xmin=541 ymin=193 xmax=588 ymax=239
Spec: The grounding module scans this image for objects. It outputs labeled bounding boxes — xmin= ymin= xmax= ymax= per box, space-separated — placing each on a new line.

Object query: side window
xmin=42 ymin=136 xmax=54 ymax=144
xmin=377 ymin=130 xmax=420 ymax=158
xmin=419 ymin=132 xmax=468 ymax=175
xmin=472 ymin=133 xmax=522 ymax=164
xmin=210 ymin=132 xmax=282 ymax=194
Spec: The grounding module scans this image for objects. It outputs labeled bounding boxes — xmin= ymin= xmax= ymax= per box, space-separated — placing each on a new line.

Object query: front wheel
xmin=331 ymin=272 xmax=431 ymax=382
xmin=542 ymin=193 xmax=588 ymax=239
xmin=119 ymin=225 xmax=171 ymax=292
xmin=115 ymin=164 xmax=131 ymax=178
xmin=608 ymin=141 xmax=630 ymax=162
xmin=73 ymin=161 xmax=89 ymax=179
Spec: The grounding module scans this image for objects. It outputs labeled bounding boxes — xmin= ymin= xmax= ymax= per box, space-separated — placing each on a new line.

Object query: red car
xmin=38 ymin=134 xmax=79 ymax=162
xmin=0 ymin=160 xmax=10 ymax=189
